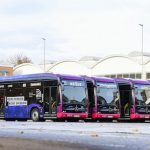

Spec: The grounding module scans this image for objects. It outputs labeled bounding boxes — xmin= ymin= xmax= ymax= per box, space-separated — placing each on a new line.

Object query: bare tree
xmin=8 ymin=53 xmax=32 ymax=66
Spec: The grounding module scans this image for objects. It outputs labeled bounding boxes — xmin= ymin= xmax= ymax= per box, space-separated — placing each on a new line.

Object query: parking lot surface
xmin=0 ymin=121 xmax=150 ymax=150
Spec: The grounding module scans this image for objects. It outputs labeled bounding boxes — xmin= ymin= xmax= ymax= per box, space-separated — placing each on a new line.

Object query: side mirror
xmin=135 ymin=89 xmax=138 ymax=95
xmin=61 ymin=83 xmax=64 ymax=91
xmin=131 ymin=85 xmax=137 ymax=90
xmin=96 ymin=86 xmax=100 ymax=93
xmin=133 ymin=87 xmax=138 ymax=94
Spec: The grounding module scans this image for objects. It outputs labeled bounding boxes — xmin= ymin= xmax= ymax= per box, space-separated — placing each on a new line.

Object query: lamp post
xmin=139 ymin=24 xmax=144 ymax=79
xmin=42 ymin=38 xmax=46 ymax=72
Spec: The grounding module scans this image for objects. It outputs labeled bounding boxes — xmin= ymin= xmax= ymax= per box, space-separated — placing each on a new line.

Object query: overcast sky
xmin=0 ymin=0 xmax=150 ymax=64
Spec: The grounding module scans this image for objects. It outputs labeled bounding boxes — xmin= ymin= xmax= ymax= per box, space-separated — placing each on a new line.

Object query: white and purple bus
xmin=85 ymin=77 xmax=150 ymax=122
xmin=0 ymin=73 xmax=88 ymax=121
xmin=85 ymin=76 xmax=120 ymax=121
xmin=115 ymin=78 xmax=150 ymax=121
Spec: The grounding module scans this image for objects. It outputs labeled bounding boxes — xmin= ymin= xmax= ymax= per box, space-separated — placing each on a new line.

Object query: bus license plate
xmin=74 ymin=115 xmax=79 ymax=117
xmin=145 ymin=116 xmax=149 ymax=118
xmin=107 ymin=116 xmax=113 ymax=118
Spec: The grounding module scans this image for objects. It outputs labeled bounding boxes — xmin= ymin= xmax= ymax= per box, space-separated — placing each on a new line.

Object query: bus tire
xmin=31 ymin=108 xmax=40 ymax=122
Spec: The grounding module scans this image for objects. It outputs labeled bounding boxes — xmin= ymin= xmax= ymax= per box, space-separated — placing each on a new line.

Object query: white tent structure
xmin=12 ymin=51 xmax=150 ymax=79
xmin=13 ymin=63 xmax=44 ymax=75
xmin=92 ymin=55 xmax=141 ymax=78
xmin=78 ymin=56 xmax=101 ymax=68
xmin=47 ymin=61 xmax=91 ymax=76
xmin=91 ymin=52 xmax=150 ymax=79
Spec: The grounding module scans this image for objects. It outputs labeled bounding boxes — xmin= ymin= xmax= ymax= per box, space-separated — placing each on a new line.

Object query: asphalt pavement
xmin=0 ymin=120 xmax=150 ymax=150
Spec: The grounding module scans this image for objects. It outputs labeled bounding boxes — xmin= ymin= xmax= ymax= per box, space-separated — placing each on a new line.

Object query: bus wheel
xmin=31 ymin=108 xmax=40 ymax=122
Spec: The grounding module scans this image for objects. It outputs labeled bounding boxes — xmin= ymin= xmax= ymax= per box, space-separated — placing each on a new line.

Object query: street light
xmin=42 ymin=38 xmax=46 ymax=72
xmin=139 ymin=24 xmax=144 ymax=79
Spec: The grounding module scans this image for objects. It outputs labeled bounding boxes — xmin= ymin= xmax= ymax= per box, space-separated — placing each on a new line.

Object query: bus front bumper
xmin=92 ymin=113 xmax=120 ymax=119
xmin=57 ymin=112 xmax=88 ymax=119
xmin=130 ymin=114 xmax=150 ymax=119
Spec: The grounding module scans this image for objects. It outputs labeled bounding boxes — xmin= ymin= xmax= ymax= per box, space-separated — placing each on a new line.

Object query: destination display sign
xmin=30 ymin=82 xmax=41 ymax=87
xmin=97 ymin=82 xmax=117 ymax=89
xmin=62 ymin=80 xmax=84 ymax=87
xmin=134 ymin=84 xmax=150 ymax=90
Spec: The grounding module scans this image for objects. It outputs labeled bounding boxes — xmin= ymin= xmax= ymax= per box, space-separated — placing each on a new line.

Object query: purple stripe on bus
xmin=57 ymin=74 xmax=85 ymax=81
xmin=92 ymin=77 xmax=115 ymax=83
xmin=0 ymin=73 xmax=58 ymax=82
xmin=128 ymin=79 xmax=150 ymax=85
xmin=114 ymin=78 xmax=131 ymax=84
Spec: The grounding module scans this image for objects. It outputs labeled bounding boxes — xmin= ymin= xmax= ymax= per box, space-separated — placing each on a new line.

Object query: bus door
xmin=118 ymin=83 xmax=132 ymax=118
xmin=44 ymin=86 xmax=57 ymax=115
xmin=50 ymin=86 xmax=57 ymax=114
xmin=0 ymin=89 xmax=5 ymax=116
xmin=86 ymin=81 xmax=95 ymax=117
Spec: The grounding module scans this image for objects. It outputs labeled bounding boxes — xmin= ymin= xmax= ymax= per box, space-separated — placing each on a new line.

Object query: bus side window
xmin=26 ymin=88 xmax=36 ymax=104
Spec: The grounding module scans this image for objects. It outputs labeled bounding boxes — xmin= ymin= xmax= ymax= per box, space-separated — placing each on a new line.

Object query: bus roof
xmin=114 ymin=78 xmax=131 ymax=84
xmin=0 ymin=73 xmax=58 ymax=83
xmin=114 ymin=78 xmax=150 ymax=85
xmin=82 ymin=76 xmax=118 ymax=84
xmin=80 ymin=75 xmax=94 ymax=82
xmin=92 ymin=76 xmax=115 ymax=83
xmin=57 ymin=74 xmax=85 ymax=81
xmin=127 ymin=78 xmax=150 ymax=85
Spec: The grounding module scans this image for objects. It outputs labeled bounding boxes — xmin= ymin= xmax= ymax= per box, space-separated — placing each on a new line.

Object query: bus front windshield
xmin=62 ymin=80 xmax=86 ymax=105
xmin=96 ymin=82 xmax=119 ymax=105
xmin=134 ymin=84 xmax=150 ymax=106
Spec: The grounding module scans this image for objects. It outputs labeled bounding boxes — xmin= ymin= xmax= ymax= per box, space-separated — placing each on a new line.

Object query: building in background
xmin=78 ymin=56 xmax=101 ymax=68
xmin=92 ymin=51 xmax=150 ymax=79
xmin=0 ymin=66 xmax=13 ymax=76
xmin=13 ymin=63 xmax=44 ymax=75
xmin=46 ymin=60 xmax=91 ymax=76
xmin=13 ymin=51 xmax=150 ymax=80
